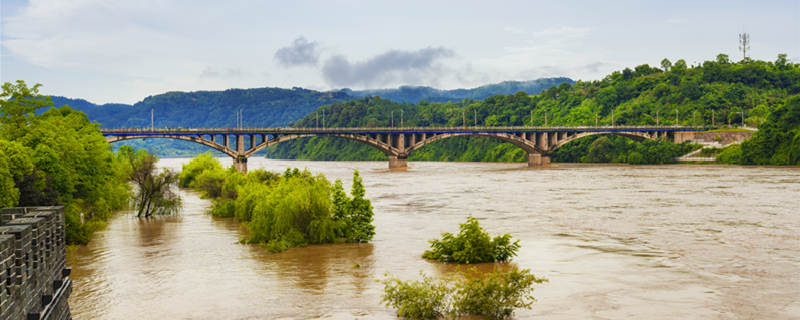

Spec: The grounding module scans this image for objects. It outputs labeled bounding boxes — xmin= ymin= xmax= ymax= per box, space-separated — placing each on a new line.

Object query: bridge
xmin=101 ymin=126 xmax=705 ymax=172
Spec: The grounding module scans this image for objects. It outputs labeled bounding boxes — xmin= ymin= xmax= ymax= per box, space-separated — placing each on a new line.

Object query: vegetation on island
xmin=268 ymin=54 xmax=800 ymax=165
xmin=178 ymin=154 xmax=375 ymax=251
xmin=118 ymin=146 xmax=181 ymax=217
xmin=423 ymin=216 xmax=520 ymax=264
xmin=381 ymin=268 xmax=546 ymax=320
xmin=1 ymin=81 xmax=131 ymax=244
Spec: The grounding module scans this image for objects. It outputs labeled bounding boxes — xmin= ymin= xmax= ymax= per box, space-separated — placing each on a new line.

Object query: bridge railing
xmin=101 ymin=125 xmax=707 ymax=135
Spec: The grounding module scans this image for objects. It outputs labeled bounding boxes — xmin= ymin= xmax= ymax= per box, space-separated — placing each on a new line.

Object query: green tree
xmin=660 ymin=58 xmax=672 ymax=71
xmin=125 ymin=149 xmax=181 ymax=217
xmin=347 ymin=170 xmax=375 ymax=242
xmin=0 ymin=80 xmax=52 ymax=140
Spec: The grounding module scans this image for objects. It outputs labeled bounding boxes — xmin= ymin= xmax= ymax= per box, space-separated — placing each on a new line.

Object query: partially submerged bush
xmin=381 ymin=268 xmax=546 ymax=320
xmin=179 ymin=154 xmax=376 ymax=252
xmin=423 ymin=216 xmax=520 ymax=264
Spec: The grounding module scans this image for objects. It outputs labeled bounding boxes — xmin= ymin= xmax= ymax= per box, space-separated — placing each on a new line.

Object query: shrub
xmin=178 ymin=152 xmax=222 ymax=187
xmin=381 ymin=268 xmax=546 ymax=320
xmin=453 ymin=268 xmax=547 ymax=320
xmin=422 ymin=216 xmax=520 ymax=264
xmin=380 ymin=273 xmax=451 ymax=320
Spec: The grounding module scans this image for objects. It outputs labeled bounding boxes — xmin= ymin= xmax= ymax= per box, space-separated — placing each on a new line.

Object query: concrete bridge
xmin=101 ymin=126 xmax=705 ymax=172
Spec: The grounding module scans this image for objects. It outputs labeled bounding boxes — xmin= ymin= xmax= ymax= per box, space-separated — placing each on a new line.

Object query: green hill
xmin=266 ymin=54 xmax=800 ymax=164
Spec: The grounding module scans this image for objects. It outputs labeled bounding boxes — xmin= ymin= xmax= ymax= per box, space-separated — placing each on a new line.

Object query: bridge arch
xmin=242 ymin=133 xmax=396 ymax=158
xmin=550 ymin=131 xmax=656 ymax=151
xmin=403 ymin=132 xmax=542 ymax=157
xmin=105 ymin=135 xmax=238 ymax=157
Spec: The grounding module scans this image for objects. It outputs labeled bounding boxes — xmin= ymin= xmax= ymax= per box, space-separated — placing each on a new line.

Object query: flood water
xmin=67 ymin=159 xmax=800 ymax=319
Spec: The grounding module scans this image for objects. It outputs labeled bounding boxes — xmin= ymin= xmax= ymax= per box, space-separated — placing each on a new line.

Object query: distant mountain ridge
xmin=343 ymin=78 xmax=573 ymax=103
xmin=49 ymin=77 xmax=573 ymax=129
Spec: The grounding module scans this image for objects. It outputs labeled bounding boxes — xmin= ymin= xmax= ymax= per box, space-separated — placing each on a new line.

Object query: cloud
xmin=321 ymin=47 xmax=455 ymax=87
xmin=274 ymin=36 xmax=320 ymax=67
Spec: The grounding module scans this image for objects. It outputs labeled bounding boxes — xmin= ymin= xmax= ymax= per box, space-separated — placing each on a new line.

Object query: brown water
xmin=67 ymin=159 xmax=800 ymax=319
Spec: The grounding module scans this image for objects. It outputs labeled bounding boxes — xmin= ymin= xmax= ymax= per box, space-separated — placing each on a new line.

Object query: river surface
xmin=67 ymin=159 xmax=800 ymax=319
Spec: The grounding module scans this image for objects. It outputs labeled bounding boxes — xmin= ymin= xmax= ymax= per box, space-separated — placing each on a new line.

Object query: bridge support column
xmin=388 ymin=155 xmax=407 ymax=170
xmin=527 ymin=153 xmax=550 ymax=167
xmin=234 ymin=155 xmax=248 ymax=173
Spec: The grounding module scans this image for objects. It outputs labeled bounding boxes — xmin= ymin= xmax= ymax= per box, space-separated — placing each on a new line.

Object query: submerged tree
xmin=124 ymin=147 xmax=181 ymax=217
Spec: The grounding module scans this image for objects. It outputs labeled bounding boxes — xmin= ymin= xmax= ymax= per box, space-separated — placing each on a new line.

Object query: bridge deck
xmin=101 ymin=126 xmax=706 ymax=136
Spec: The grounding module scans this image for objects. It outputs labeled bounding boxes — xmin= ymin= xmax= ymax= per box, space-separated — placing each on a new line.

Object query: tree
xmin=347 ymin=170 xmax=375 ymax=242
xmin=660 ymin=58 xmax=672 ymax=71
xmin=126 ymin=149 xmax=181 ymax=217
xmin=0 ymin=80 xmax=52 ymax=140
xmin=716 ymin=53 xmax=730 ymax=64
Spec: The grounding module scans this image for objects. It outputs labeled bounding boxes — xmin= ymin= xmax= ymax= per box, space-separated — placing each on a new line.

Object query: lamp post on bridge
xmin=474 ymin=110 xmax=477 ymax=127
xmin=611 ymin=110 xmax=614 ymax=127
xmin=391 ymin=111 xmax=394 ymax=128
xmin=400 ymin=109 xmax=404 ymax=128
xmin=595 ymin=113 xmax=598 ymax=127
xmin=656 ymin=110 xmax=659 ymax=126
xmin=675 ymin=109 xmax=679 ymax=126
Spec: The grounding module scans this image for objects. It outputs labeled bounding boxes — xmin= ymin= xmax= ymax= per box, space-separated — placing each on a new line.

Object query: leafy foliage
xmin=423 ymin=216 xmax=520 ymax=264
xmin=453 ymin=268 xmax=547 ymax=320
xmin=179 ymin=155 xmax=375 ymax=252
xmin=736 ymin=95 xmax=800 ymax=165
xmin=179 ymin=152 xmax=223 ymax=187
xmin=120 ymin=146 xmax=181 ymax=217
xmin=381 ymin=268 xmax=546 ymax=320
xmin=1 ymin=81 xmax=131 ymax=244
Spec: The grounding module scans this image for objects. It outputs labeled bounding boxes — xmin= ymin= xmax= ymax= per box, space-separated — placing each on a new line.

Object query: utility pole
xmin=611 ymin=110 xmax=614 ymax=127
xmin=739 ymin=32 xmax=750 ymax=60
xmin=531 ymin=110 xmax=533 ymax=126
xmin=322 ymin=109 xmax=325 ymax=128
xmin=741 ymin=110 xmax=745 ymax=127
xmin=595 ymin=113 xmax=598 ymax=127
xmin=656 ymin=110 xmax=659 ymax=126
xmin=712 ymin=110 xmax=715 ymax=126
xmin=544 ymin=111 xmax=548 ymax=126
xmin=474 ymin=110 xmax=477 ymax=126
xmin=151 ymin=109 xmax=154 ymax=129
xmin=463 ymin=110 xmax=466 ymax=127
xmin=315 ymin=112 xmax=318 ymax=128
xmin=675 ymin=109 xmax=679 ymax=126
xmin=400 ymin=110 xmax=404 ymax=128
xmin=391 ymin=111 xmax=394 ymax=128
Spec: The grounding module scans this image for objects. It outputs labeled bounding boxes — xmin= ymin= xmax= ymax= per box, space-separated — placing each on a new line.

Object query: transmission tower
xmin=738 ymin=33 xmax=750 ymax=60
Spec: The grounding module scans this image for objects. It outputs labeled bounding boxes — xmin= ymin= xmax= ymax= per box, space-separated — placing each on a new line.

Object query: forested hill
xmin=342 ymin=78 xmax=573 ymax=103
xmin=49 ymin=87 xmax=352 ymax=128
xmin=49 ymin=78 xmax=574 ymax=129
xmin=266 ymin=54 xmax=800 ymax=163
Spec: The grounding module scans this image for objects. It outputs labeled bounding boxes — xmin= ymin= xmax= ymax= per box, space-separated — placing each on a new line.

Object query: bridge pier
xmin=234 ymin=155 xmax=248 ymax=173
xmin=388 ymin=155 xmax=407 ymax=170
xmin=528 ymin=153 xmax=551 ymax=167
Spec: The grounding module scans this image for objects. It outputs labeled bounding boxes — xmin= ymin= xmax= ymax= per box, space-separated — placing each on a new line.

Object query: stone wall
xmin=0 ymin=206 xmax=72 ymax=320
xmin=674 ymin=130 xmax=753 ymax=145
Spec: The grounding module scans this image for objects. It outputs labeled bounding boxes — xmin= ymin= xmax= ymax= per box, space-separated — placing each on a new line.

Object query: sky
xmin=1 ymin=0 xmax=799 ymax=104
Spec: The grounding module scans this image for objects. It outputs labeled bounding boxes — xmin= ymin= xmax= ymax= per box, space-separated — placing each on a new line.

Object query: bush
xmin=717 ymin=144 xmax=743 ymax=164
xmin=380 ymin=273 xmax=451 ymax=320
xmin=454 ymin=268 xmax=546 ymax=320
xmin=178 ymin=152 xmax=222 ymax=187
xmin=423 ymin=216 xmax=520 ymax=264
xmin=381 ymin=268 xmax=546 ymax=320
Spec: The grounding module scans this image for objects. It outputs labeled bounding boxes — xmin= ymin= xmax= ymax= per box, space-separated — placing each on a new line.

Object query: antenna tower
xmin=738 ymin=33 xmax=750 ymax=60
